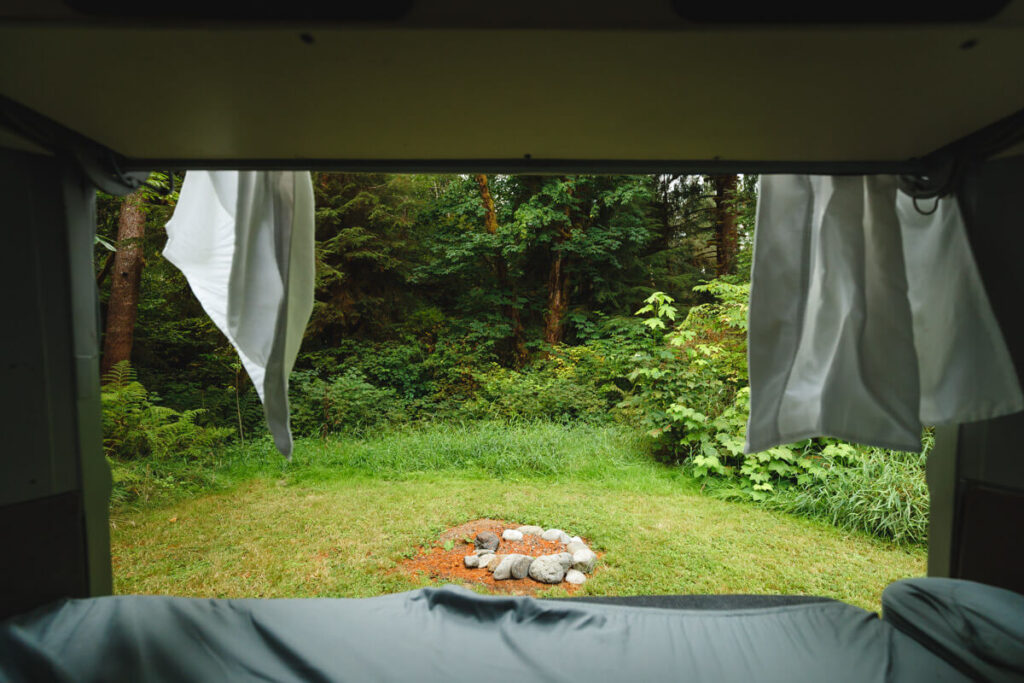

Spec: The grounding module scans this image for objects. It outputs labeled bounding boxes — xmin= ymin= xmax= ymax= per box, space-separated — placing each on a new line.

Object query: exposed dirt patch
xmin=401 ymin=518 xmax=594 ymax=596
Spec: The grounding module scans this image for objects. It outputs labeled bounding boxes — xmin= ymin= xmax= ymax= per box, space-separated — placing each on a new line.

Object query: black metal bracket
xmin=902 ymin=106 xmax=1024 ymax=200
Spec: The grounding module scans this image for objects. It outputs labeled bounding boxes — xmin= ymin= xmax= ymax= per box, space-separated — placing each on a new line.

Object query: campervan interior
xmin=1 ymin=2 xmax=1023 ymax=680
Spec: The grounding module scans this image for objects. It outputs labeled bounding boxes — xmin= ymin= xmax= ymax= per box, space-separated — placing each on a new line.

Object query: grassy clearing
xmin=111 ymin=422 xmax=925 ymax=612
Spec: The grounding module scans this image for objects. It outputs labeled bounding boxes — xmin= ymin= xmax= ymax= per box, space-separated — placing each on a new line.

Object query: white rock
xmin=510 ymin=555 xmax=534 ymax=579
xmin=566 ymin=541 xmax=588 ymax=555
xmin=572 ymin=548 xmax=598 ymax=573
xmin=528 ymin=555 xmax=566 ymax=584
xmin=555 ymin=552 xmax=574 ymax=571
xmin=541 ymin=528 xmax=566 ymax=542
xmin=517 ymin=525 xmax=545 ymax=536
xmin=492 ymin=555 xmax=517 ymax=580
xmin=569 ymin=536 xmax=583 ymax=545
xmin=476 ymin=553 xmax=494 ymax=568
xmin=464 ymin=555 xmax=480 ymax=568
xmin=502 ymin=529 xmax=524 ymax=542
xmin=565 ymin=569 xmax=587 ymax=585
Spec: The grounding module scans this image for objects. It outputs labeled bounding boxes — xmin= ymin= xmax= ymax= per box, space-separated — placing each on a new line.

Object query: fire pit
xmin=401 ymin=519 xmax=601 ymax=595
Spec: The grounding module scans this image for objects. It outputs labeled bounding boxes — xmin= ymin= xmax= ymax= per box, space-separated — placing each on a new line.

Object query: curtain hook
xmin=912 ymin=195 xmax=941 ymax=216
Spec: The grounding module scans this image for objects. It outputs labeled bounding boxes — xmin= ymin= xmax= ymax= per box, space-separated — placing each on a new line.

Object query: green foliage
xmin=622 ymin=283 xmax=752 ymax=476
xmin=101 ymin=362 xmax=233 ymax=462
xmin=289 ymin=369 xmax=407 ymax=437
xmin=101 ymin=362 xmax=233 ymax=504
xmin=307 ymin=173 xmax=433 ymax=343
xmin=762 ymin=437 xmax=931 ymax=546
xmin=464 ymin=364 xmax=610 ymax=424
xmin=414 ymin=174 xmax=661 ymax=354
xmin=111 ymin=172 xmax=742 ymax=428
xmin=623 ymin=280 xmax=929 ymax=543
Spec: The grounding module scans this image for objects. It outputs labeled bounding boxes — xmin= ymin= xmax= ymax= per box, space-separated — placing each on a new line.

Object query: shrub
xmin=547 ymin=329 xmax=654 ymax=411
xmin=762 ymin=437 xmax=931 ymax=546
xmin=101 ymin=362 xmax=233 ymax=505
xmin=290 ymin=369 xmax=407 ymax=437
xmin=101 ymin=362 xmax=233 ymax=462
xmin=621 ymin=282 xmax=929 ymax=545
xmin=342 ymin=340 xmax=431 ymax=399
xmin=464 ymin=365 xmax=611 ymax=424
xmin=621 ymin=283 xmax=781 ymax=492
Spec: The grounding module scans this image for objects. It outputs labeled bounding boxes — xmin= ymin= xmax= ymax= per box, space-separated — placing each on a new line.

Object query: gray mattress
xmin=1 ymin=578 xmax=1021 ymax=682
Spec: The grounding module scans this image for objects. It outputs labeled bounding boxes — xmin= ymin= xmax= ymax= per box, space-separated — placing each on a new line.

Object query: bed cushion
xmin=1 ymin=585 xmax=965 ymax=682
xmin=883 ymin=577 xmax=1024 ymax=682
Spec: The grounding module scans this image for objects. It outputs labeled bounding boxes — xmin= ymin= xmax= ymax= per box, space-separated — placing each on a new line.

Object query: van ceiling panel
xmin=1 ymin=22 xmax=1023 ymax=166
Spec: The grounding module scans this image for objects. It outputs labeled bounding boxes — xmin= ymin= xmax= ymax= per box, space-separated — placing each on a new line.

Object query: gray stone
xmin=511 ymin=555 xmax=534 ymax=579
xmin=528 ymin=555 xmax=566 ymax=584
xmin=517 ymin=525 xmax=544 ymax=536
xmin=572 ymin=548 xmax=598 ymax=573
xmin=492 ymin=555 xmax=518 ymax=580
xmin=474 ymin=531 xmax=500 ymax=551
xmin=476 ymin=553 xmax=494 ymax=568
xmin=501 ymin=529 xmax=524 ymax=542
xmin=565 ymin=569 xmax=587 ymax=585
xmin=464 ymin=555 xmax=480 ymax=568
xmin=474 ymin=548 xmax=494 ymax=556
xmin=486 ymin=554 xmax=505 ymax=572
xmin=569 ymin=536 xmax=583 ymax=545
xmin=555 ymin=552 xmax=574 ymax=571
xmin=541 ymin=528 xmax=566 ymax=542
xmin=566 ymin=541 xmax=588 ymax=555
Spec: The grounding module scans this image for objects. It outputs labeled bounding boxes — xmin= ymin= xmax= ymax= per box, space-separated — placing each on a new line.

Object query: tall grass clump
xmin=761 ymin=441 xmax=930 ymax=546
xmin=279 ymin=421 xmax=663 ymax=484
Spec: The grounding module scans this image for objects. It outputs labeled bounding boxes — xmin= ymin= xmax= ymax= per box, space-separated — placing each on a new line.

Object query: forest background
xmin=95 ymin=172 xmax=929 ymax=546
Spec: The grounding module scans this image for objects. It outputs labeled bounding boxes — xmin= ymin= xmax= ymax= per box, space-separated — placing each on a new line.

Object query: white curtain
xmin=746 ymin=175 xmax=1023 ymax=453
xmin=163 ymin=171 xmax=315 ymax=458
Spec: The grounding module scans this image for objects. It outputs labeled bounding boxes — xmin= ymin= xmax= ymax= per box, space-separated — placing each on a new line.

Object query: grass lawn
xmin=110 ymin=423 xmax=925 ymax=612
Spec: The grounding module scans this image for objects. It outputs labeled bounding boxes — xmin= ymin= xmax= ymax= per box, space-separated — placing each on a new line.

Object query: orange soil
xmin=401 ymin=519 xmax=592 ymax=596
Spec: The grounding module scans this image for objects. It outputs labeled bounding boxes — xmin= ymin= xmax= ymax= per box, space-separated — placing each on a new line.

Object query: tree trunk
xmin=101 ymin=190 xmax=146 ymax=377
xmin=474 ymin=174 xmax=527 ymax=365
xmin=712 ymin=174 xmax=740 ymax=276
xmin=476 ymin=174 xmax=500 ymax=234
xmin=543 ymin=253 xmax=571 ymax=345
xmin=542 ymin=176 xmax=578 ymax=346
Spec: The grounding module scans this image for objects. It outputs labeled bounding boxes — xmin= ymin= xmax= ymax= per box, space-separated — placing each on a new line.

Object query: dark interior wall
xmin=934 ymin=155 xmax=1024 ymax=593
xmin=0 ymin=145 xmax=111 ymax=619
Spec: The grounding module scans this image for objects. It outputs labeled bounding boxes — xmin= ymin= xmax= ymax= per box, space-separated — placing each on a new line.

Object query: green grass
xmin=763 ymin=448 xmax=929 ymax=546
xmin=235 ymin=420 xmax=666 ymax=481
xmin=111 ymin=422 xmax=925 ymax=612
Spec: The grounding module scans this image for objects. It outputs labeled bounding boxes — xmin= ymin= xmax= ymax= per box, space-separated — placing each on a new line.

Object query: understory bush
xmin=762 ymin=438 xmax=931 ymax=545
xmin=102 ymin=362 xmax=233 ymax=462
xmin=463 ymin=365 xmax=611 ymax=423
xmin=101 ymin=362 xmax=233 ymax=504
xmin=622 ymin=281 xmax=929 ymax=544
xmin=289 ymin=369 xmax=408 ymax=437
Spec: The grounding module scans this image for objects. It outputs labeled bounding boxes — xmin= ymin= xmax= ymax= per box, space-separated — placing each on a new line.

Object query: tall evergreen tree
xmin=101 ymin=190 xmax=146 ymax=376
xmin=712 ymin=174 xmax=740 ymax=276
